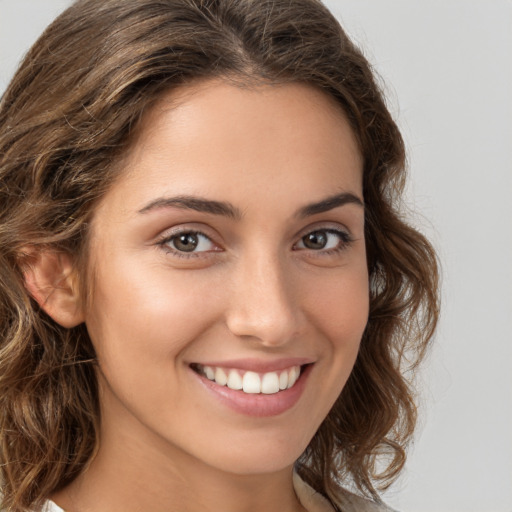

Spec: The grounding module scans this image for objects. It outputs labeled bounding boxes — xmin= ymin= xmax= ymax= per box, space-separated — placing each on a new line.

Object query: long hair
xmin=0 ymin=0 xmax=439 ymax=510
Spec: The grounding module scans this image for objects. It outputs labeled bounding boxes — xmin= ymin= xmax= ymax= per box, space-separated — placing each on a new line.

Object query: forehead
xmin=95 ymin=80 xmax=363 ymax=220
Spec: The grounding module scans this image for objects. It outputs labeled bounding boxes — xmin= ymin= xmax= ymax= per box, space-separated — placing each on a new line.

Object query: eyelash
xmin=157 ymin=230 xmax=217 ymax=259
xmin=294 ymin=228 xmax=354 ymax=256
xmin=156 ymin=227 xmax=353 ymax=259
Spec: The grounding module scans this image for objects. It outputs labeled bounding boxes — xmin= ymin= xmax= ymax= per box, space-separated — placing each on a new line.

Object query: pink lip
xmin=190 ymin=363 xmax=313 ymax=418
xmin=190 ymin=357 xmax=314 ymax=373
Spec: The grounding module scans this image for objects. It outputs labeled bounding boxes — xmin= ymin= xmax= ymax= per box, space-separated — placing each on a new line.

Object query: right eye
xmin=160 ymin=231 xmax=217 ymax=254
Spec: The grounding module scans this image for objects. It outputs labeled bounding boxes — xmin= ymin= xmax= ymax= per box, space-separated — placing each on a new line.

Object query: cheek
xmin=302 ymin=264 xmax=369 ymax=391
xmin=84 ymin=257 xmax=224 ymax=372
xmin=306 ymin=265 xmax=369 ymax=343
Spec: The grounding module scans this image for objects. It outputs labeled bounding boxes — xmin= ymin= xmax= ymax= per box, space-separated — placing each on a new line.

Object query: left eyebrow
xmin=296 ymin=192 xmax=364 ymax=218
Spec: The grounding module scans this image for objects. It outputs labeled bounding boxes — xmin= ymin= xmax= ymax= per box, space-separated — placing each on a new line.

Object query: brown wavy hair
xmin=0 ymin=0 xmax=439 ymax=510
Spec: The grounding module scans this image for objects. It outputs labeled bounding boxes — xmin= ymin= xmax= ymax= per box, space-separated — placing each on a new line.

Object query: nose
xmin=225 ymin=251 xmax=301 ymax=347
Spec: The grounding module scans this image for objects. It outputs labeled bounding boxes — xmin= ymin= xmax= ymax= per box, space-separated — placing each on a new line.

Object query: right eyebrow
xmin=137 ymin=195 xmax=243 ymax=220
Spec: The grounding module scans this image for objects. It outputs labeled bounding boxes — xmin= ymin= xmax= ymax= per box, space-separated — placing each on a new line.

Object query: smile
xmin=192 ymin=363 xmax=302 ymax=394
xmin=189 ymin=359 xmax=314 ymax=417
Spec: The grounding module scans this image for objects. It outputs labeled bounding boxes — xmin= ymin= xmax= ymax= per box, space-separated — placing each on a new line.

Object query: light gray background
xmin=1 ymin=1 xmax=511 ymax=511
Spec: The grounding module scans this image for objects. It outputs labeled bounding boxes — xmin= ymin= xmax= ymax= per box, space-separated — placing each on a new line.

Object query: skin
xmin=52 ymin=80 xmax=369 ymax=512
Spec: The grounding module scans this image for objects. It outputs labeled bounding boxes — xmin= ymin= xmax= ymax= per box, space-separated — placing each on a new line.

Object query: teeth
xmin=227 ymin=369 xmax=243 ymax=390
xmin=279 ymin=371 xmax=288 ymax=390
xmin=287 ymin=366 xmax=299 ymax=389
xmin=204 ymin=366 xmax=215 ymax=380
xmin=261 ymin=372 xmax=280 ymax=394
xmin=197 ymin=364 xmax=302 ymax=394
xmin=214 ymin=367 xmax=228 ymax=386
xmin=243 ymin=371 xmax=261 ymax=394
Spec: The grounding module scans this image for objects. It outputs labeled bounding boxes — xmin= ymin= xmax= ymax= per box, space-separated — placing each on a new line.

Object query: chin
xmin=196 ymin=432 xmax=311 ymax=476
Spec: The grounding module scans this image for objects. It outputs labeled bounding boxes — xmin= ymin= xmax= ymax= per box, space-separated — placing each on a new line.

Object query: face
xmin=85 ymin=80 xmax=368 ymax=476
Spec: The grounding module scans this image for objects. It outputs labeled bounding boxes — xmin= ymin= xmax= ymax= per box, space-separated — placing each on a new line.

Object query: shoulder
xmin=40 ymin=501 xmax=65 ymax=512
xmin=334 ymin=489 xmax=398 ymax=512
xmin=293 ymin=472 xmax=397 ymax=512
xmin=43 ymin=479 xmax=396 ymax=512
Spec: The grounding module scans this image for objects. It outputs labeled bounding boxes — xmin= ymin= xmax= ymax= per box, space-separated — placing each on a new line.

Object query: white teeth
xmin=279 ymin=371 xmax=288 ymax=390
xmin=287 ymin=366 xmax=299 ymax=389
xmin=261 ymin=372 xmax=280 ymax=394
xmin=204 ymin=366 xmax=215 ymax=380
xmin=242 ymin=371 xmax=261 ymax=394
xmin=197 ymin=364 xmax=303 ymax=394
xmin=227 ymin=369 xmax=243 ymax=390
xmin=214 ymin=367 xmax=228 ymax=386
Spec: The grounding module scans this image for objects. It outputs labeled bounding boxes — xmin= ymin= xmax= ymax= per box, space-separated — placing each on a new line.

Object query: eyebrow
xmin=138 ymin=191 xmax=363 ymax=219
xmin=296 ymin=192 xmax=364 ymax=218
xmin=138 ymin=196 xmax=243 ymax=220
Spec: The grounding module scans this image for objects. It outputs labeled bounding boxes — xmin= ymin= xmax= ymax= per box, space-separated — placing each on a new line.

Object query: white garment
xmin=42 ymin=473 xmax=393 ymax=512
xmin=41 ymin=501 xmax=64 ymax=512
xmin=292 ymin=472 xmax=395 ymax=512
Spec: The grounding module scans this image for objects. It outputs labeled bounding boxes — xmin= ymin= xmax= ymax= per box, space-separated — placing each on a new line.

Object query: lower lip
xmin=191 ymin=364 xmax=313 ymax=418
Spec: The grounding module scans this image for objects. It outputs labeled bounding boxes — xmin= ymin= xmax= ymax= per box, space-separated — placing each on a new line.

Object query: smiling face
xmin=84 ymin=80 xmax=368 ymax=477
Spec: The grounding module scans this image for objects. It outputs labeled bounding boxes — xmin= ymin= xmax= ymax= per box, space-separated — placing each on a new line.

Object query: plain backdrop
xmin=1 ymin=1 xmax=511 ymax=511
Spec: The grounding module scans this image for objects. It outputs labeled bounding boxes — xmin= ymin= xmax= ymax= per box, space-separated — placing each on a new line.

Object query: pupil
xmin=174 ymin=233 xmax=198 ymax=252
xmin=304 ymin=231 xmax=327 ymax=249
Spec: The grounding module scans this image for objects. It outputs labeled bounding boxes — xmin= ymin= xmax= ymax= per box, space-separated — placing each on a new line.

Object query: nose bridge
xmin=226 ymin=246 xmax=299 ymax=346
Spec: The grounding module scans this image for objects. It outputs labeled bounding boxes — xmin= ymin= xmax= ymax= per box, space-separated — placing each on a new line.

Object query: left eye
xmin=295 ymin=229 xmax=347 ymax=251
xmin=164 ymin=232 xmax=215 ymax=253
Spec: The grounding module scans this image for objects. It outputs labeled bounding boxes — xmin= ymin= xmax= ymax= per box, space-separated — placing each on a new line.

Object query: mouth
xmin=190 ymin=363 xmax=308 ymax=395
xmin=189 ymin=361 xmax=314 ymax=417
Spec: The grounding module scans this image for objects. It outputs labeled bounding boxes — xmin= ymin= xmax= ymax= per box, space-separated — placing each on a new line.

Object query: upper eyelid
xmin=294 ymin=228 xmax=352 ymax=248
xmin=159 ymin=230 xmax=217 ymax=245
xmin=295 ymin=222 xmax=352 ymax=240
xmin=157 ymin=224 xmax=219 ymax=243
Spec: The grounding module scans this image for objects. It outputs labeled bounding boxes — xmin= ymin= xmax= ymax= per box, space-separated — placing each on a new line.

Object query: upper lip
xmin=190 ymin=357 xmax=315 ymax=373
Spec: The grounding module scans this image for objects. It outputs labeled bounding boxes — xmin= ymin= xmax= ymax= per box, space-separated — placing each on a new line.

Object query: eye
xmin=162 ymin=231 xmax=216 ymax=253
xmin=295 ymin=229 xmax=350 ymax=251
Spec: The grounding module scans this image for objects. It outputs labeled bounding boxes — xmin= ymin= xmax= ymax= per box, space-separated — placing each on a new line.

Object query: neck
xmin=51 ymin=396 xmax=307 ymax=512
xmin=53 ymin=449 xmax=304 ymax=512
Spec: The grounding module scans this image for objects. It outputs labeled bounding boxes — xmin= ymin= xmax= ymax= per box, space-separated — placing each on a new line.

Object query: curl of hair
xmin=0 ymin=0 xmax=439 ymax=510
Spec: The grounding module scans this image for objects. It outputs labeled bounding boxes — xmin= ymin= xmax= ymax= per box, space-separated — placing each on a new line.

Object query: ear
xmin=22 ymin=249 xmax=85 ymax=328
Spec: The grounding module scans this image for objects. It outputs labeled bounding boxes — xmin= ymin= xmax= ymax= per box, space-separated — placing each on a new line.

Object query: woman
xmin=0 ymin=1 xmax=439 ymax=511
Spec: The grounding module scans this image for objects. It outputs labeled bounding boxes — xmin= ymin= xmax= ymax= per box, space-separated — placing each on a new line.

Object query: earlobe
xmin=21 ymin=249 xmax=85 ymax=328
